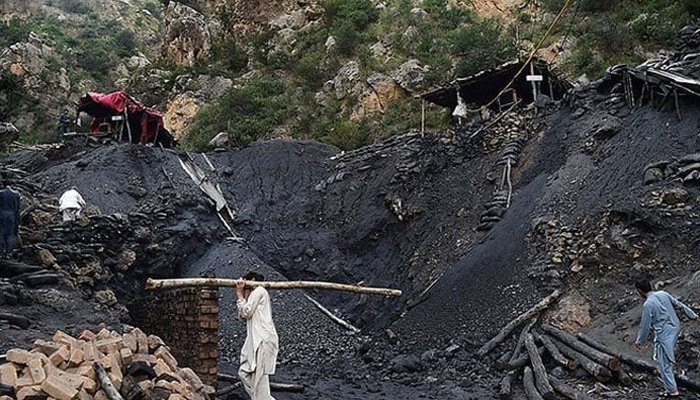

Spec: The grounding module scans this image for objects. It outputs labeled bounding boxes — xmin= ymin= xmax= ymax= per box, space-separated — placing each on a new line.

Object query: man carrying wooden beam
xmin=634 ymin=279 xmax=698 ymax=398
xmin=236 ymin=270 xmax=279 ymax=400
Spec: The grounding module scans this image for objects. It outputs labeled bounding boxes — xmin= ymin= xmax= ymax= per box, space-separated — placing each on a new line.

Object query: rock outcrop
xmin=162 ymin=2 xmax=220 ymax=67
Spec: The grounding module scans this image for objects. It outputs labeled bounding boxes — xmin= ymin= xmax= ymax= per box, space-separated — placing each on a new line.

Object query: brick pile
xmin=0 ymin=328 xmax=214 ymax=400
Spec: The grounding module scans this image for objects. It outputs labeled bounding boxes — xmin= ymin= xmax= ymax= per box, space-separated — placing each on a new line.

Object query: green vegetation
xmin=540 ymin=0 xmax=699 ymax=77
xmin=0 ymin=71 xmax=30 ymax=120
xmin=184 ymin=77 xmax=292 ymax=150
xmin=2 ymin=0 xmax=699 ymax=150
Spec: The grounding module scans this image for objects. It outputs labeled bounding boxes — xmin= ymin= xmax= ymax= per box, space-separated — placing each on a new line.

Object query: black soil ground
xmin=2 ymin=63 xmax=700 ymax=400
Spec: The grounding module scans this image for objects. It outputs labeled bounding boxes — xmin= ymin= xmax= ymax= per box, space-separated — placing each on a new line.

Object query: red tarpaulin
xmin=77 ymin=91 xmax=176 ymax=148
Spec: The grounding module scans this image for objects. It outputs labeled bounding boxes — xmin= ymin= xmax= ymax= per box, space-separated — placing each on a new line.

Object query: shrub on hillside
xmin=322 ymin=0 xmax=378 ymax=56
xmin=315 ymin=119 xmax=370 ymax=150
xmin=0 ymin=19 xmax=35 ymax=48
xmin=184 ymin=77 xmax=290 ymax=150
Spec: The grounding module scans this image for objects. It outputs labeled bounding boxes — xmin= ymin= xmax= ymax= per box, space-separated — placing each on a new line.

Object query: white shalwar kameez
xmin=237 ymin=286 xmax=279 ymax=400
xmin=59 ymin=189 xmax=86 ymax=222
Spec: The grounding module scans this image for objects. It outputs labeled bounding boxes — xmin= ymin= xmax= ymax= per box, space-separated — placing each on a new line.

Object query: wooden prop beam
xmin=542 ymin=324 xmax=620 ymax=371
xmin=498 ymin=371 xmax=514 ymax=399
xmin=94 ymin=362 xmax=124 ymax=400
xmin=533 ymin=331 xmax=577 ymax=370
xmin=576 ymin=333 xmax=700 ymax=391
xmin=525 ymin=333 xmax=556 ymax=400
xmin=523 ymin=366 xmax=545 ymax=400
xmin=547 ymin=336 xmax=612 ymax=383
xmin=146 ymin=278 xmax=402 ymax=297
xmin=547 ymin=375 xmax=599 ymax=400
xmin=476 ymin=289 xmax=562 ymax=357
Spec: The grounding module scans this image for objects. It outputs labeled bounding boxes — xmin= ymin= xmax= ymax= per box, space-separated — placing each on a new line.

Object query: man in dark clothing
xmin=59 ymin=109 xmax=70 ymax=142
xmin=0 ymin=187 xmax=20 ymax=258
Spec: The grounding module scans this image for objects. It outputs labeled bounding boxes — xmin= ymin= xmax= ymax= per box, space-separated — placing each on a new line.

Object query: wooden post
xmin=541 ymin=325 xmax=620 ymax=371
xmin=547 ymin=336 xmax=612 ymax=382
xmin=94 ymin=362 xmax=124 ymax=400
xmin=524 ymin=333 xmax=556 ymax=400
xmin=548 ymin=374 xmax=599 ymax=400
xmin=533 ymin=331 xmax=576 ymax=370
xmin=421 ymin=99 xmax=425 ymax=135
xmin=476 ymin=289 xmax=561 ymax=357
xmin=146 ymin=277 xmax=402 ymax=297
xmin=523 ymin=366 xmax=544 ymax=400
xmin=124 ymin=109 xmax=132 ymax=143
xmin=510 ymin=317 xmax=539 ymax=362
xmin=530 ymin=62 xmax=538 ymax=102
xmin=498 ymin=371 xmax=515 ymax=399
xmin=576 ymin=333 xmax=700 ymax=390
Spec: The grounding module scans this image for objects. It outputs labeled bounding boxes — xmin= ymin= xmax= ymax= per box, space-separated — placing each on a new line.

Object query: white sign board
xmin=526 ymin=75 xmax=543 ymax=82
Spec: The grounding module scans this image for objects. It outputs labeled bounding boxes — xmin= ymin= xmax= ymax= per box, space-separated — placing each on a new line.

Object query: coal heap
xmin=1 ymin=23 xmax=700 ymax=400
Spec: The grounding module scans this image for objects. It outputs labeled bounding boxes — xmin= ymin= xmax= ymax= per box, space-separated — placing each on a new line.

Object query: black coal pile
xmin=2 ymin=24 xmax=700 ymax=400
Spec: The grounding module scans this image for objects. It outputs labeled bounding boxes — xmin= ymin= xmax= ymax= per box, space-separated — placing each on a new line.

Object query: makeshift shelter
xmin=419 ymin=58 xmax=571 ymax=113
xmin=77 ymin=91 xmax=176 ymax=148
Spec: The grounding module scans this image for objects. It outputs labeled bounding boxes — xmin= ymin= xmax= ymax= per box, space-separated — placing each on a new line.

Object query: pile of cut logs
xmin=0 ymin=328 xmax=214 ymax=400
xmin=478 ymin=290 xmax=700 ymax=399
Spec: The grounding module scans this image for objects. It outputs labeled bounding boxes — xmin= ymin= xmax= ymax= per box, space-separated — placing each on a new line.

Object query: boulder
xmin=392 ymin=59 xmax=427 ymax=94
xmin=162 ymin=2 xmax=218 ymax=67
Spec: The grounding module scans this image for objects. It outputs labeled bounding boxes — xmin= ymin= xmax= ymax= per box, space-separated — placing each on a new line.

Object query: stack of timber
xmin=478 ymin=291 xmax=700 ymax=399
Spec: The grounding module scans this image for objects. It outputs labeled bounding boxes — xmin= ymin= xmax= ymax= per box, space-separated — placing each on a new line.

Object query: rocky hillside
xmin=2 ymin=0 xmax=698 ymax=149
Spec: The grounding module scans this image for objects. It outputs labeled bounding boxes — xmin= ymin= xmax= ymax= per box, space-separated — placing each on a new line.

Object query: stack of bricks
xmin=0 ymin=328 xmax=215 ymax=400
xmin=129 ymin=288 xmax=219 ymax=384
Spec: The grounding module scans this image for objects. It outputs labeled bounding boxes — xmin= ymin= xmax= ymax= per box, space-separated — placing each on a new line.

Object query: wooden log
xmin=615 ymin=365 xmax=633 ymax=386
xmin=496 ymin=351 xmax=514 ymax=371
xmin=217 ymin=373 xmax=304 ymax=392
xmin=498 ymin=371 xmax=514 ymax=399
xmin=547 ymin=336 xmax=612 ymax=383
xmin=533 ymin=331 xmax=577 ymax=370
xmin=0 ymin=313 xmax=31 ymax=329
xmin=216 ymin=382 xmax=241 ymax=398
xmin=507 ymin=347 xmax=544 ymax=370
xmin=548 ymin=374 xmax=599 ymax=400
xmin=542 ymin=324 xmax=620 ymax=371
xmin=523 ymin=367 xmax=544 ymax=400
xmin=476 ymin=289 xmax=562 ymax=357
xmin=510 ymin=317 xmax=539 ymax=362
xmin=146 ymin=277 xmax=402 ymax=297
xmin=524 ymin=333 xmax=556 ymax=400
xmin=269 ymin=382 xmax=304 ymax=393
xmin=576 ymin=333 xmax=700 ymax=390
xmin=304 ymin=294 xmax=360 ymax=333
xmin=93 ymin=362 xmax=124 ymax=400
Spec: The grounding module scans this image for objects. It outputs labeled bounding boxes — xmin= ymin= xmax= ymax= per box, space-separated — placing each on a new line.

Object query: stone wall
xmin=129 ymin=287 xmax=219 ymax=384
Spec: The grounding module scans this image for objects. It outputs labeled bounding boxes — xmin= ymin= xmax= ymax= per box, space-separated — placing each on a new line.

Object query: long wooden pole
xmin=146 ymin=277 xmax=402 ymax=297
xmin=476 ymin=289 xmax=562 ymax=357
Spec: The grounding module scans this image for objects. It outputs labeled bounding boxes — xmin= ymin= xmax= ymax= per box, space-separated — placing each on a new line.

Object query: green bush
xmin=58 ymin=0 xmax=92 ymax=14
xmin=184 ymin=77 xmax=291 ymax=150
xmin=322 ymin=0 xmax=378 ymax=56
xmin=211 ymin=38 xmax=249 ymax=73
xmin=450 ymin=19 xmax=519 ymax=77
xmin=115 ymin=29 xmax=138 ymax=57
xmin=0 ymin=71 xmax=30 ymax=120
xmin=0 ymin=19 xmax=35 ymax=47
xmin=294 ymin=50 xmax=330 ymax=89
xmin=314 ymin=119 xmax=370 ymax=150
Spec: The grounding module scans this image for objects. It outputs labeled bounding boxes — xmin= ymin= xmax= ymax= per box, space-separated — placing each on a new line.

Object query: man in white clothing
xmin=59 ymin=186 xmax=86 ymax=222
xmin=236 ymin=270 xmax=279 ymax=400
